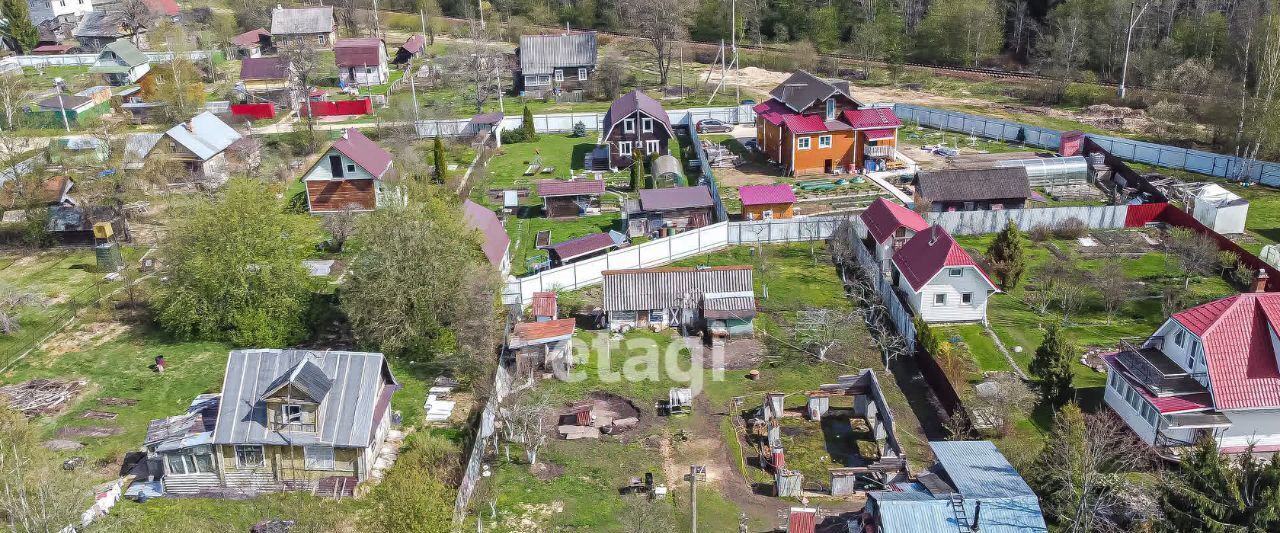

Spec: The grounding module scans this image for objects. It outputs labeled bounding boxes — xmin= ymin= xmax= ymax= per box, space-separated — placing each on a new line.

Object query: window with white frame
xmin=235 ymin=445 xmax=265 ymax=468
xmin=554 ymin=69 xmax=564 ymax=82
xmin=304 ymin=445 xmax=335 ymax=470
xmin=165 ymin=446 xmax=214 ymax=475
xmin=578 ymin=67 xmax=587 ymax=81
xmin=818 ymin=135 xmax=832 ymax=148
xmin=641 ymin=117 xmax=654 ymax=133
xmin=797 ymin=137 xmax=811 ymax=150
xmin=1174 ymin=329 xmax=1186 ymax=347
xmin=645 ymin=139 xmax=659 ymax=153
xmin=623 ymin=118 xmax=635 ymax=133
xmin=934 ymin=293 xmax=946 ymax=306
xmin=948 ymin=268 xmax=963 ymax=277
xmin=961 ymin=292 xmax=973 ymax=304
xmin=618 ymin=141 xmax=632 ymax=155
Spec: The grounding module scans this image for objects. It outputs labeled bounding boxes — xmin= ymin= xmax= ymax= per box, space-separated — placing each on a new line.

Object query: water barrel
xmin=95 ymin=243 xmax=120 ymax=272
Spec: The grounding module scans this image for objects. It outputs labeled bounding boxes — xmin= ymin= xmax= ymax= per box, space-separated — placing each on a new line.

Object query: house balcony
xmin=1115 ymin=337 xmax=1209 ymax=397
xmin=863 ymin=145 xmax=894 ymax=159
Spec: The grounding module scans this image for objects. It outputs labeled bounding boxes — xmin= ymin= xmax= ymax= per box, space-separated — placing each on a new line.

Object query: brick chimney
xmin=1254 ymin=269 xmax=1270 ymax=293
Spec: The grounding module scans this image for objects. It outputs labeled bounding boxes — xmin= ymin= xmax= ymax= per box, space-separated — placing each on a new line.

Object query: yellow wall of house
xmin=218 ymin=444 xmax=361 ymax=481
xmin=244 ymin=79 xmax=288 ymax=91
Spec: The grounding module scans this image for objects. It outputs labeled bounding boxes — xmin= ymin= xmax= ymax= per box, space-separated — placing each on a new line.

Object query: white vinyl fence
xmin=417 ymin=104 xmax=757 ymax=138
xmin=1 ymin=50 xmax=217 ymax=69
xmin=503 ymin=216 xmax=843 ymax=305
xmin=924 ymin=204 xmax=1131 ymax=235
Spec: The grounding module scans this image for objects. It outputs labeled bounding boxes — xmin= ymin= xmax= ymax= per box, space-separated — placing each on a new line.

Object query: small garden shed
xmin=1191 ymin=183 xmax=1248 ymax=235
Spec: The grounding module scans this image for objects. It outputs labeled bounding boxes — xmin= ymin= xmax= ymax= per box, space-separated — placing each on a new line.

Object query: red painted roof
xmin=843 ymin=107 xmax=902 ymax=130
xmin=332 ymin=128 xmax=392 ymax=178
xmin=531 ymin=292 xmax=557 ymax=318
xmin=401 ymin=34 xmax=425 ymax=54
xmin=462 ymin=200 xmax=509 ymax=269
xmin=231 ymin=28 xmax=270 ymax=47
xmin=146 ymin=0 xmax=179 ymax=17
xmin=787 ymin=508 xmax=816 ymax=533
xmin=1170 ymin=293 xmax=1280 ymax=410
xmin=860 ymin=198 xmax=928 ymax=244
xmin=240 ymin=56 xmax=287 ymax=81
xmin=334 ymin=38 xmax=384 ymax=67
xmin=537 ymin=179 xmax=605 ymax=197
xmin=891 ymin=226 xmax=996 ymax=292
xmin=738 ymin=184 xmax=796 ymax=206
xmin=549 ymin=232 xmax=618 ymax=261
xmin=779 ymin=113 xmax=829 ymax=134
xmin=1102 ymin=354 xmax=1215 ymax=413
xmin=753 ymin=99 xmax=789 ymax=126
xmin=863 ymin=128 xmax=896 ymax=140
xmin=512 ymin=318 xmax=575 ymax=343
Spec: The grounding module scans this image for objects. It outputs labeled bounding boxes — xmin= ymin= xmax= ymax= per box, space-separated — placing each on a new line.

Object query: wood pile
xmin=0 ymin=379 xmax=87 ymax=417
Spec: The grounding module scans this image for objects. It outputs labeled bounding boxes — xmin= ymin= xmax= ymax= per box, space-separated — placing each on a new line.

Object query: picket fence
xmin=503 ymin=217 xmax=840 ymax=305
xmin=415 ymin=104 xmax=758 ymax=138
xmin=893 ymin=103 xmax=1280 ymax=186
xmin=924 ymin=204 xmax=1131 ymax=235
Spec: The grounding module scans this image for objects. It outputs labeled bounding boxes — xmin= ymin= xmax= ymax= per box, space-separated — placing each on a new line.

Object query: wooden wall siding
xmin=244 ymin=79 xmax=289 ymax=91
xmin=855 ymin=134 xmax=897 ymax=169
xmin=789 ymin=130 xmax=854 ymax=176
xmin=218 ymin=444 xmax=362 ymax=486
xmin=544 ymin=196 xmax=584 ymax=218
xmin=742 ymin=203 xmax=794 ymax=220
xmin=307 ymin=179 xmax=376 ymax=212
xmin=649 ymin=207 xmax=712 ymax=231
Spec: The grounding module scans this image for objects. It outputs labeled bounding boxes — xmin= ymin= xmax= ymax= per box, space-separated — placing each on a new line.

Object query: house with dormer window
xmin=301 ymin=127 xmax=395 ymax=213
xmin=596 ymin=90 xmax=674 ymax=170
xmin=890 ymin=225 xmax=999 ymax=324
xmin=753 ymin=70 xmax=904 ymax=176
xmin=1102 ymin=286 xmax=1280 ymax=456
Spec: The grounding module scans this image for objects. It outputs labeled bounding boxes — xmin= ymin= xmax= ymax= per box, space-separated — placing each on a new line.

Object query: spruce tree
xmin=521 ymin=106 xmax=537 ymax=141
xmin=629 ymin=147 xmax=641 ymax=190
xmin=1029 ymin=322 xmax=1075 ymax=406
xmin=987 ymin=219 xmax=1026 ymax=290
xmin=432 ymin=136 xmax=447 ymax=183
xmin=1163 ymin=437 xmax=1280 ymax=531
xmin=2 ymin=0 xmax=38 ymax=53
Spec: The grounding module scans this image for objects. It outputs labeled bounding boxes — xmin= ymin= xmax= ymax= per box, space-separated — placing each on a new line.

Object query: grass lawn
xmin=506 ymin=213 xmax=619 ymax=276
xmin=1128 ymin=163 xmax=1280 ymax=256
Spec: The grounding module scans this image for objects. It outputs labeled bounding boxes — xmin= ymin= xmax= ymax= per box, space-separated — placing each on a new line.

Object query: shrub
xmin=571 ymin=121 xmax=586 ymax=137
xmin=1052 ymin=218 xmax=1088 ymax=239
xmin=501 ymin=127 xmax=531 ymax=144
xmin=1028 ymin=224 xmax=1053 ymax=242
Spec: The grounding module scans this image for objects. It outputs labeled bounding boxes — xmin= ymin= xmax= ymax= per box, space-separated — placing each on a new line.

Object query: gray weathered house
xmin=622 ymin=185 xmax=715 ymax=237
xmin=602 ymin=265 xmax=756 ymax=338
xmin=912 ymin=168 xmax=1032 ymax=212
xmin=515 ymin=32 xmax=597 ymax=98
xmin=270 ymin=6 xmax=336 ymax=49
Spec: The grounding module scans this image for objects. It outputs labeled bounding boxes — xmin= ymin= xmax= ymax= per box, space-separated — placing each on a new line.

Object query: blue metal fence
xmin=892 ymin=103 xmax=1280 ymax=186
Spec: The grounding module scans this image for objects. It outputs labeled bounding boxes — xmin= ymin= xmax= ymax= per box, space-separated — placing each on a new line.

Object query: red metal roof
xmin=738 ymin=184 xmax=796 ymax=206
xmin=787 ymin=508 xmax=817 ymax=533
xmin=400 ymin=34 xmax=425 ymax=54
xmin=780 ymin=113 xmax=829 ymax=134
xmin=463 ymin=200 xmax=510 ymax=269
xmin=240 ymin=56 xmax=288 ymax=81
xmin=512 ymin=318 xmax=575 ymax=343
xmin=146 ymin=0 xmax=179 ymax=16
xmin=231 ymin=28 xmax=270 ymax=47
xmin=863 ymin=128 xmax=897 ymax=140
xmin=891 ymin=226 xmax=996 ymax=292
xmin=334 ymin=38 xmax=385 ymax=67
xmin=31 ymin=44 xmax=71 ymax=54
xmin=1170 ymin=293 xmax=1280 ymax=410
xmin=753 ymin=99 xmax=788 ymax=126
xmin=537 ymin=179 xmax=605 ymax=197
xmin=860 ymin=198 xmax=928 ymax=245
xmin=531 ymin=292 xmax=557 ymax=318
xmin=332 ymin=128 xmax=392 ymax=178
xmin=843 ymin=108 xmax=903 ymax=130
xmin=1102 ymin=354 xmax=1215 ymax=413
xmin=549 ymin=232 xmax=619 ymax=261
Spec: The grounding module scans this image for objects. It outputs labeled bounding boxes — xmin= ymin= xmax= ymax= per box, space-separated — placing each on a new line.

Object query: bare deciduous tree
xmin=0 ymin=407 xmax=87 ymax=532
xmin=0 ymin=285 xmax=39 ymax=334
xmin=321 ymin=207 xmax=358 ymax=252
xmin=623 ymin=0 xmax=690 ymax=87
xmin=0 ymin=74 xmax=30 ymax=129
xmin=279 ymin=43 xmax=322 ymax=152
xmin=500 ymin=389 xmax=552 ymax=465
xmin=619 ymin=497 xmax=675 ymax=533
xmin=1091 ymin=259 xmax=1134 ymax=323
xmin=969 ymin=373 xmax=1034 ymax=437
xmin=1165 ymin=227 xmax=1220 ymax=288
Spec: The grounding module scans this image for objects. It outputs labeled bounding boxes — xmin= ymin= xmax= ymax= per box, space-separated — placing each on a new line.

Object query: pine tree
xmin=1163 ymin=437 xmax=1280 ymax=531
xmin=521 ymin=106 xmax=537 ymax=141
xmin=629 ymin=147 xmax=641 ymax=191
xmin=987 ymin=219 xmax=1026 ymax=290
xmin=1029 ymin=322 xmax=1075 ymax=406
xmin=432 ymin=136 xmax=447 ymax=183
xmin=2 ymin=0 xmax=39 ymax=53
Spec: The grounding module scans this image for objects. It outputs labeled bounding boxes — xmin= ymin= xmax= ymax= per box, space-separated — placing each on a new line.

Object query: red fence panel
xmin=229 ymin=103 xmax=276 ymax=120
xmin=1124 ymin=202 xmax=1168 ymax=227
xmin=302 ymin=98 xmax=373 ymax=117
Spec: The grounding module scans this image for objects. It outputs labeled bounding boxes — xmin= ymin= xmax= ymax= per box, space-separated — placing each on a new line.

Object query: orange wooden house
xmin=753 ymin=71 xmax=903 ymax=176
xmin=738 ymin=184 xmax=797 ymax=220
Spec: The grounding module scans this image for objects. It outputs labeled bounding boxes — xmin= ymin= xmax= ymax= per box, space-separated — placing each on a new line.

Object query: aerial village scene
xmin=4 ymin=0 xmax=1280 ymax=531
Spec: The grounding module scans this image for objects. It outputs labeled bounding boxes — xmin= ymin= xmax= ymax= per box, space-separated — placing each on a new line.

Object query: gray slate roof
xmin=602 ymin=266 xmax=754 ymax=312
xmin=124 ymin=133 xmax=163 ymax=169
xmin=260 ymin=357 xmax=333 ymax=404
xmin=518 ymin=32 xmax=597 ymax=75
xmin=99 ymin=40 xmax=147 ymax=67
xmin=914 ymin=167 xmax=1032 ymax=203
xmin=211 ymin=349 xmax=398 ymax=448
xmin=73 ymin=11 xmax=128 ymax=38
xmin=270 ymin=6 xmax=334 ymax=35
xmin=768 ymin=70 xmax=861 ymax=112
xmin=164 ymin=112 xmax=243 ymax=161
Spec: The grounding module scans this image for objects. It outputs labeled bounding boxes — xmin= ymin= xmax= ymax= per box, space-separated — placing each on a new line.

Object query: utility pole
xmin=1118 ymin=1 xmax=1149 ymax=100
xmin=372 ymin=0 xmax=382 ymax=39
xmin=409 ymin=63 xmax=420 ymax=122
xmin=731 ymin=0 xmax=739 ymax=105
xmin=679 ymin=47 xmax=685 ymax=99
xmin=690 ymin=465 xmax=698 ymax=533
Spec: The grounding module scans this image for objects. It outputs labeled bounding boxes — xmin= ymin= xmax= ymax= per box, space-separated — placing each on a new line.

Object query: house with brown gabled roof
xmin=913 ymin=168 xmax=1032 ymax=212
xmin=622 ymin=185 xmax=715 ymax=237
xmin=595 ymin=90 xmax=674 ymax=170
xmin=463 ymin=199 xmax=511 ymax=275
xmin=891 ymin=225 xmax=998 ymax=324
xmin=537 ymin=178 xmax=605 ymax=218
xmin=230 ymin=28 xmax=271 ymax=59
xmin=239 ymin=56 xmax=289 ymax=93
xmin=1102 ymin=288 xmax=1280 ymax=456
xmin=335 ymin=37 xmax=388 ymax=86
xmin=301 ymin=128 xmax=394 ymax=213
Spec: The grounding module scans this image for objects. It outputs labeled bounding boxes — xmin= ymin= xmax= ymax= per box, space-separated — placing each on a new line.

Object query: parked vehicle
xmin=696 ymin=119 xmax=732 ymax=134
xmin=743 ymin=139 xmax=758 ymax=151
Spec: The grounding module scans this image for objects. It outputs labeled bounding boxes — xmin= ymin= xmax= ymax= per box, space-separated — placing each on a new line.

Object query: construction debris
xmin=0 ymin=379 xmax=87 ymax=417
xmin=701 ymin=140 xmax=742 ymax=168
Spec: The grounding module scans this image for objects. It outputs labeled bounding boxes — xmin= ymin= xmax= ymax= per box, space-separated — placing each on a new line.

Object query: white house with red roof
xmin=302 ymin=128 xmax=395 ymax=213
xmin=1102 ymin=288 xmax=1280 ymax=454
xmin=335 ymin=37 xmax=389 ymax=86
xmin=858 ymin=198 xmax=930 ymax=273
xmin=891 ymin=226 xmax=998 ymax=323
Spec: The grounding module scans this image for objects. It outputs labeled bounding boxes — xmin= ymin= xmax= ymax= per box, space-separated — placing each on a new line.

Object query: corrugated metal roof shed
xmin=271 ymin=6 xmax=334 ymax=35
xmin=602 ymin=266 xmax=753 ymax=312
xmin=164 ymin=112 xmax=243 ymax=161
xmin=211 ymin=349 xmax=398 ymax=448
xmin=929 ymin=441 xmax=1035 ymax=498
xmin=518 ymin=32 xmax=597 ymax=75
